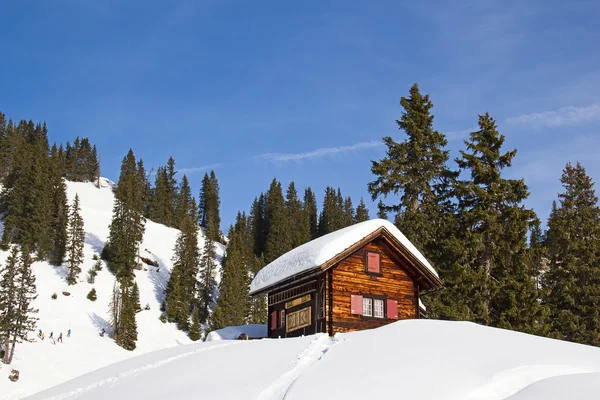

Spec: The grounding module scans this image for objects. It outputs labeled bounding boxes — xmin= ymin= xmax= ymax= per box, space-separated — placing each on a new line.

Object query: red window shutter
xmin=270 ymin=311 xmax=278 ymax=330
xmin=351 ymin=294 xmax=363 ymax=315
xmin=367 ymin=252 xmax=380 ymax=273
xmin=387 ymin=299 xmax=398 ymax=320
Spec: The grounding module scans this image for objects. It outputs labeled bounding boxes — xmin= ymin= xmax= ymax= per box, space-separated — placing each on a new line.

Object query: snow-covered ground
xmin=22 ymin=320 xmax=600 ymax=400
xmin=204 ymin=324 xmax=267 ymax=341
xmin=0 ymin=179 xmax=224 ymax=400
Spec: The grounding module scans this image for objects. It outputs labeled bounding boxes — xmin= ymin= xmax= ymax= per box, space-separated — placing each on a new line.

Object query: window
xmin=366 ymin=251 xmax=381 ymax=274
xmin=362 ymin=297 xmax=373 ymax=317
xmin=279 ymin=310 xmax=285 ymax=328
xmin=357 ymin=296 xmax=385 ymax=318
xmin=374 ymin=299 xmax=384 ymax=318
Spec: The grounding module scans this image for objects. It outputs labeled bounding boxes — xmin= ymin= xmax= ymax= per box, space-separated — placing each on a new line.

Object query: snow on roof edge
xmin=250 ymin=219 xmax=439 ymax=294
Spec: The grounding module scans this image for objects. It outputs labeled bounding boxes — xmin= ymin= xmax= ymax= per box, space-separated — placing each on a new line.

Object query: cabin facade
xmin=249 ymin=219 xmax=443 ymax=338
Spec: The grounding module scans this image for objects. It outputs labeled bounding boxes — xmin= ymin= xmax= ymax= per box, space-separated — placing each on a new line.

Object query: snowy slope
xmin=0 ymin=179 xmax=224 ymax=400
xmin=22 ymin=320 xmax=600 ymax=400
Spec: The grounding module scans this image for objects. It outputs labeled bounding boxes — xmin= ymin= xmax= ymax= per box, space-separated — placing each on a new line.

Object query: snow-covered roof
xmin=250 ymin=218 xmax=439 ymax=294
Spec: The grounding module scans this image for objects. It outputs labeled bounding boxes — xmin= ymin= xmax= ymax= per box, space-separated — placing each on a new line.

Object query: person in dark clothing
xmin=67 ymin=329 xmax=71 ymax=337
xmin=50 ymin=332 xmax=54 ymax=339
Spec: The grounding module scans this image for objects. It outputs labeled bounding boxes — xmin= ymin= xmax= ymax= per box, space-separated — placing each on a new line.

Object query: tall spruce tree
xmin=544 ymin=162 xmax=600 ymax=346
xmin=102 ymin=150 xmax=144 ymax=350
xmin=376 ymin=200 xmax=388 ymax=219
xmin=66 ymin=194 xmax=85 ymax=285
xmin=212 ymin=222 xmax=251 ymax=330
xmin=264 ymin=178 xmax=292 ymax=263
xmin=198 ymin=237 xmax=218 ymax=324
xmin=286 ymin=182 xmax=311 ymax=248
xmin=0 ymin=246 xmax=19 ymax=363
xmin=199 ymin=171 xmax=221 ymax=242
xmin=318 ymin=186 xmax=344 ymax=236
xmin=354 ymin=198 xmax=370 ymax=223
xmin=453 ymin=113 xmax=544 ymax=332
xmin=250 ymin=194 xmax=267 ymax=257
xmin=303 ymin=188 xmax=318 ymax=239
xmin=48 ymin=147 xmax=69 ymax=266
xmin=166 ymin=194 xmax=200 ymax=330
xmin=149 ymin=167 xmax=172 ymax=226
xmin=368 ymin=83 xmax=454 ymax=251
xmin=0 ymin=246 xmax=38 ymax=364
xmin=342 ymin=196 xmax=355 ymax=228
xmin=102 ymin=149 xmax=145 ymax=279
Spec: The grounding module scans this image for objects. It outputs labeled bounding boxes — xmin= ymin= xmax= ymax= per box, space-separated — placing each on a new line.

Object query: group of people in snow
xmin=38 ymin=329 xmax=71 ymax=344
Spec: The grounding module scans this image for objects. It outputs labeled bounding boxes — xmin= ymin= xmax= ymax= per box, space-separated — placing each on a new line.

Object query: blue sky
xmin=2 ymin=0 xmax=599 ymax=230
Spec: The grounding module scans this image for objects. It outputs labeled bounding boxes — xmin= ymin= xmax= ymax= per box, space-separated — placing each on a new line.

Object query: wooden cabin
xmin=249 ymin=219 xmax=443 ymax=338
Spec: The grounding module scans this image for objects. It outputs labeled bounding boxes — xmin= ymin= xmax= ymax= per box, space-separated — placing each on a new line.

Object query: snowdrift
xmin=205 ymin=324 xmax=267 ymax=341
xmin=23 ymin=320 xmax=600 ymax=400
xmin=0 ymin=179 xmax=224 ymax=400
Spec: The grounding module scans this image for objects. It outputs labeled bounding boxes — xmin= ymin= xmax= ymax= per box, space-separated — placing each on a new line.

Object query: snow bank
xmin=23 ymin=320 xmax=600 ymax=400
xmin=250 ymin=218 xmax=438 ymax=294
xmin=205 ymin=324 xmax=267 ymax=341
xmin=0 ymin=179 xmax=224 ymax=400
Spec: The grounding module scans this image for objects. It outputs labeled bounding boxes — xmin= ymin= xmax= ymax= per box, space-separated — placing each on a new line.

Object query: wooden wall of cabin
xmin=330 ymin=237 xmax=417 ymax=335
xmin=266 ymin=274 xmax=327 ymax=338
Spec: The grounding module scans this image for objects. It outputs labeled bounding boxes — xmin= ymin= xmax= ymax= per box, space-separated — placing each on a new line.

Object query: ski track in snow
xmin=467 ymin=365 xmax=596 ymax=400
xmin=39 ymin=342 xmax=243 ymax=400
xmin=256 ymin=334 xmax=338 ymax=400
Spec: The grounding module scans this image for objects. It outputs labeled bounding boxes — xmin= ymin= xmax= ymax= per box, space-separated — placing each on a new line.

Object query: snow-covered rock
xmin=250 ymin=218 xmax=438 ymax=294
xmin=0 ymin=179 xmax=224 ymax=400
xmin=23 ymin=320 xmax=600 ymax=400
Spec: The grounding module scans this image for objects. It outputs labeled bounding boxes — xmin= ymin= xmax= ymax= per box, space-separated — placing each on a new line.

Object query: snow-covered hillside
xmin=0 ymin=179 xmax=224 ymax=400
xmin=22 ymin=320 xmax=600 ymax=400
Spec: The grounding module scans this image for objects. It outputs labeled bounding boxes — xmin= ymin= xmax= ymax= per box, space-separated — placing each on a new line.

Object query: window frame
xmin=279 ymin=309 xmax=285 ymax=329
xmin=360 ymin=295 xmax=386 ymax=319
xmin=365 ymin=250 xmax=383 ymax=276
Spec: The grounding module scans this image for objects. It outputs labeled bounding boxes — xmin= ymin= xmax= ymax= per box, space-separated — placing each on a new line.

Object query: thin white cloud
xmin=256 ymin=141 xmax=382 ymax=163
xmin=178 ymin=163 xmax=222 ymax=174
xmin=445 ymin=126 xmax=478 ymax=141
xmin=506 ymin=104 xmax=600 ymax=129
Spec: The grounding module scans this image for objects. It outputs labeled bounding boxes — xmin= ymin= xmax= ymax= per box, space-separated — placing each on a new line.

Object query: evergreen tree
xmin=174 ymin=175 xmax=193 ymax=229
xmin=132 ymin=281 xmax=141 ymax=313
xmin=376 ymin=200 xmax=388 ymax=219
xmin=165 ymin=195 xmax=200 ymax=330
xmin=286 ymin=182 xmax=311 ymax=248
xmin=137 ymin=159 xmax=151 ymax=217
xmin=250 ymin=194 xmax=267 ymax=257
xmin=115 ymin=279 xmax=138 ymax=351
xmin=368 ymin=83 xmax=454 ymax=251
xmin=212 ymin=223 xmax=251 ymax=330
xmin=66 ymin=194 xmax=85 ymax=285
xmin=544 ymin=162 xmax=600 ymax=346
xmin=0 ymin=247 xmax=19 ymax=363
xmin=354 ymin=198 xmax=370 ymax=223
xmin=149 ymin=167 xmax=172 ymax=226
xmin=0 ymin=246 xmax=38 ymax=364
xmin=342 ymin=196 xmax=355 ymax=228
xmin=188 ymin=306 xmax=201 ymax=341
xmin=264 ymin=178 xmax=292 ymax=263
xmin=48 ymin=147 xmax=69 ymax=266
xmin=198 ymin=238 xmax=218 ymax=324
xmin=0 ymin=121 xmax=53 ymax=258
xmin=303 ymin=188 xmax=318 ymax=239
xmin=199 ymin=171 xmax=221 ymax=242
xmin=452 ymin=113 xmax=544 ymax=331
xmin=102 ymin=149 xmax=146 ymax=280
xmin=318 ymin=187 xmax=344 ymax=236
